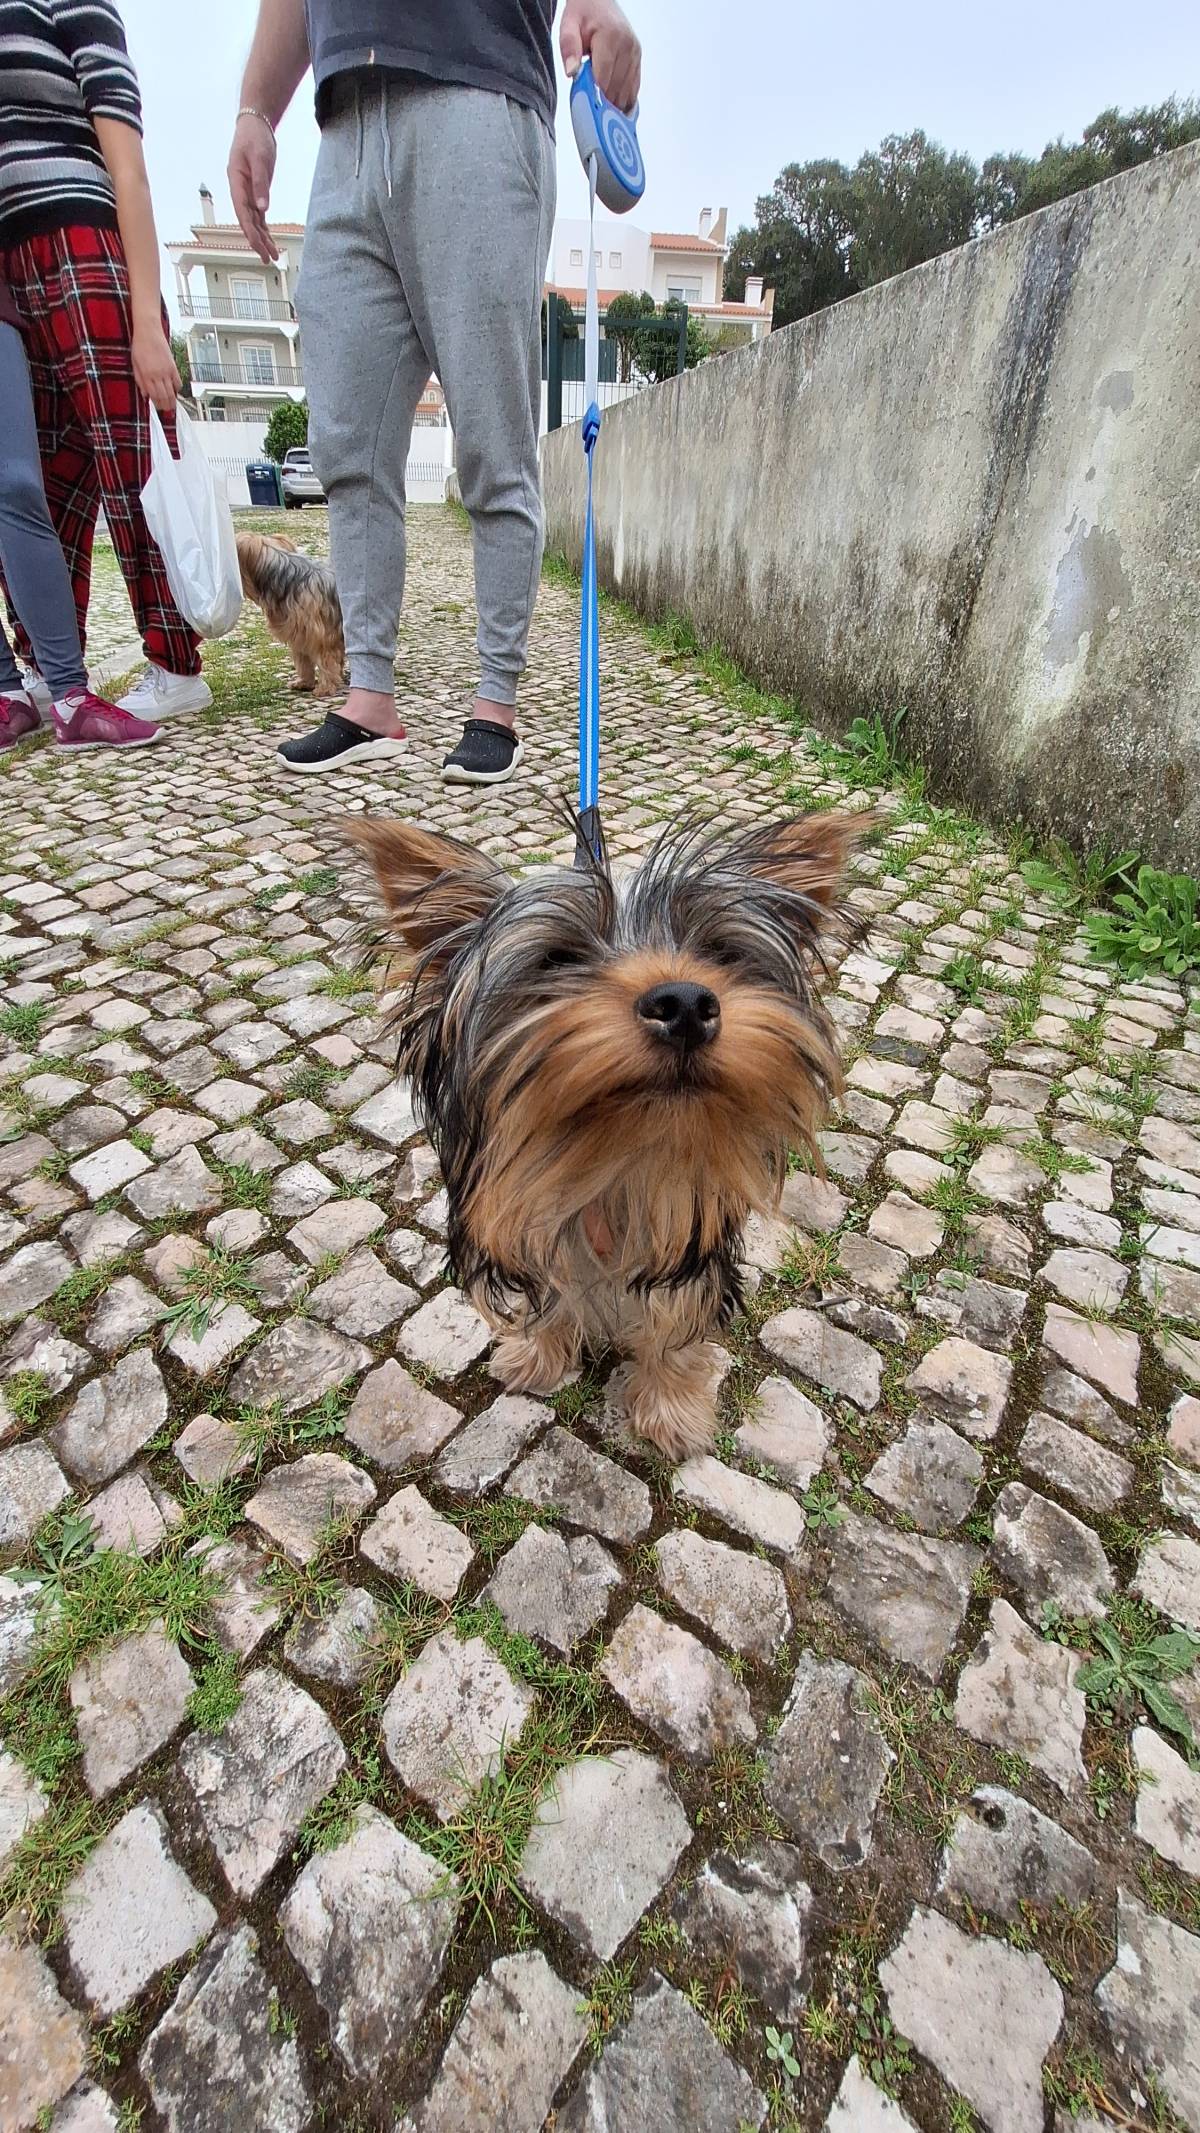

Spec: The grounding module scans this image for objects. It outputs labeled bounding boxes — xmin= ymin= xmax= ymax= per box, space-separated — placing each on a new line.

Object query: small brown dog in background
xmin=235 ymin=530 xmax=346 ymax=698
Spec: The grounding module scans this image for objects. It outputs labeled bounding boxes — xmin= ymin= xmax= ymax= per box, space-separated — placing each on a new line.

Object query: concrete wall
xmin=541 ymin=144 xmax=1200 ymax=870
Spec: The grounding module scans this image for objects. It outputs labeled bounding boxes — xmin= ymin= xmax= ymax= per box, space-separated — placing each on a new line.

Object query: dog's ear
xmin=348 ymin=818 xmax=508 ymax=966
xmin=737 ymin=810 xmax=877 ymax=908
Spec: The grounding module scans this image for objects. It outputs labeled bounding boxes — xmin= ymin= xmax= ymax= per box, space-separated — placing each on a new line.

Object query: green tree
xmin=264 ymin=400 xmax=309 ymax=463
xmin=725 ymin=159 xmax=857 ymax=328
xmin=724 ymin=96 xmax=1200 ymax=331
xmin=848 ymin=130 xmax=979 ymax=285
xmin=170 ymin=333 xmax=192 ymax=396
xmin=632 ymin=299 xmax=708 ymax=384
xmin=976 ymin=152 xmax=1034 ymax=231
xmin=605 ymin=289 xmax=655 ymax=381
xmin=1083 ymin=97 xmax=1200 ymax=171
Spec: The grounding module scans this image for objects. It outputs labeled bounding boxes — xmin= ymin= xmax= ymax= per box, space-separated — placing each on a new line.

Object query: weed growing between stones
xmin=185 ymin=1649 xmax=244 ymax=1733
xmin=1 ymin=1794 xmax=112 ymax=1944
xmin=161 ymin=1247 xmax=259 ymax=1344
xmin=580 ymin=1956 xmax=636 ymax=2052
xmin=1040 ymin=1595 xmax=1200 ymax=1751
xmin=0 ymin=1513 xmax=215 ymax=1800
xmin=444 ymin=1495 xmax=559 ymax=1565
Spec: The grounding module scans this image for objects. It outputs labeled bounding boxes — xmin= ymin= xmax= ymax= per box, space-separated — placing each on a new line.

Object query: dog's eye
xmin=538 ymin=946 xmax=584 ymax=973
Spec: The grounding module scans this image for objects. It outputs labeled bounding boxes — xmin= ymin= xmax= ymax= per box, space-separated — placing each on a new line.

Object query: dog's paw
xmin=492 ymin=1329 xmax=573 ymax=1396
xmin=619 ymin=1345 xmax=722 ymax=1462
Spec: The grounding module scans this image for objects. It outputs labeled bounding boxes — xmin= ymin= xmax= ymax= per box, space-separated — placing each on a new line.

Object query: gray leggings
xmin=0 ymin=320 xmax=86 ymax=699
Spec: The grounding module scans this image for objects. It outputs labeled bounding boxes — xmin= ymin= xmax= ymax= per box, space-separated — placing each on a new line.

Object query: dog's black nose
xmin=636 ymin=980 xmax=721 ymax=1054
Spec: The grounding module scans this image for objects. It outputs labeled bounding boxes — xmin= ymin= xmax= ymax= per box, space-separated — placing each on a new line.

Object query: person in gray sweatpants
xmin=229 ymin=0 xmax=641 ymax=784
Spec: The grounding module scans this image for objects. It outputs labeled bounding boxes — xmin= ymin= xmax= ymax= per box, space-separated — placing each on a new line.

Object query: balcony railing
xmin=181 ymin=297 xmax=295 ymax=324
xmin=192 ymin=362 xmax=304 ymax=389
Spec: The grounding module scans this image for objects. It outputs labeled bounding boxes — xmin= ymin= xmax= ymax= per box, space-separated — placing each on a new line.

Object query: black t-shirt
xmin=304 ymin=1 xmax=556 ymax=133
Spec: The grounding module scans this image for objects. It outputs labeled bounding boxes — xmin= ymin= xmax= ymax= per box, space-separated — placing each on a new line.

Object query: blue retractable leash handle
xmin=568 ymin=59 xmax=645 ymax=869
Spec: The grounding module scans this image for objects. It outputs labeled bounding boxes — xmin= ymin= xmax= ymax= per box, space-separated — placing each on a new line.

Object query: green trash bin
xmin=246 ymin=461 xmax=283 ymax=507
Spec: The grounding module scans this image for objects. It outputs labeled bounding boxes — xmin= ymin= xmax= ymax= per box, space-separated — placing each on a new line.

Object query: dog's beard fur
xmin=235 ymin=530 xmax=346 ymax=697
xmin=351 ymin=810 xmax=865 ymax=1458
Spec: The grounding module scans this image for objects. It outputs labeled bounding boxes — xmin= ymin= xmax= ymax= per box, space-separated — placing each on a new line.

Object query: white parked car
xmin=281 ymin=447 xmax=326 ymax=507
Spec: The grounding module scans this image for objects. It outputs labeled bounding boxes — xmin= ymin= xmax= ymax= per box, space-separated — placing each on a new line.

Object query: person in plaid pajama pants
xmin=0 ymin=0 xmax=212 ymax=730
xmin=2 ymin=225 xmax=201 ymax=685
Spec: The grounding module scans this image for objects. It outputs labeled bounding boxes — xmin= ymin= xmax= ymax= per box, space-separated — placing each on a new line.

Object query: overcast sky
xmin=122 ymin=0 xmax=1199 ymax=315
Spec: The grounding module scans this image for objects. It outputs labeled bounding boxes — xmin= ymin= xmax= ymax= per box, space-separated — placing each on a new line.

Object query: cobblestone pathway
xmin=2 ymin=506 xmax=1200 ymax=2133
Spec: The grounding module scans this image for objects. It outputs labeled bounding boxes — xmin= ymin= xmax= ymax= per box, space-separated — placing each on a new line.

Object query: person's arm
xmin=229 ymin=0 xmax=311 ymax=264
xmin=560 ymin=0 xmax=641 ymax=111
xmin=94 ymin=118 xmax=180 ymax=415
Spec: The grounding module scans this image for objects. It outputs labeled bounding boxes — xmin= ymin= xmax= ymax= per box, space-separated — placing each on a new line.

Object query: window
xmin=193 ymin=332 xmax=220 ymax=383
xmin=594 ymin=249 xmax=602 ymax=265
xmin=569 ymin=247 xmax=583 ymax=267
xmin=609 ymin=250 xmax=622 ymax=269
xmin=240 ymin=343 xmax=277 ymax=386
xmin=667 ymin=279 xmax=703 ymax=303
xmin=231 ymin=275 xmax=268 ymax=320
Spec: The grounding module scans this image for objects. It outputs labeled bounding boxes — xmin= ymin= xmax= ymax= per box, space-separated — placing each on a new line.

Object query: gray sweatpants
xmin=0 ymin=321 xmax=87 ymax=699
xmin=296 ymin=76 xmax=555 ymax=704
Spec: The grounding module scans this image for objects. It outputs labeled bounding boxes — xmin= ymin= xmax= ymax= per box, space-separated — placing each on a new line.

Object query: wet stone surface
xmin=2 ymin=510 xmax=1199 ymax=2132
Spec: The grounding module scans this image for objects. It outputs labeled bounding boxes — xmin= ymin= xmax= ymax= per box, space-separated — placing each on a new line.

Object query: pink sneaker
xmin=51 ymin=689 xmax=163 ymax=750
xmin=0 ymin=693 xmax=40 ymax=750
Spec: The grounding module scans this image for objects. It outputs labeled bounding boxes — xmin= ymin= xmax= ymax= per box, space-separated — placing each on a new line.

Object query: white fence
xmin=191 ymin=416 xmax=453 ymax=508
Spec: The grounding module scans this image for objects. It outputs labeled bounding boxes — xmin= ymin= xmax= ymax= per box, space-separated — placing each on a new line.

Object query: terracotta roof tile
xmin=649 ymin=231 xmax=724 ymax=253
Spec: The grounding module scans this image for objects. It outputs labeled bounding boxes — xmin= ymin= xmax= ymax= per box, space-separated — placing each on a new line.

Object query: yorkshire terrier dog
xmin=235 ymin=530 xmax=346 ymax=698
xmin=353 ymin=811 xmax=863 ymax=1459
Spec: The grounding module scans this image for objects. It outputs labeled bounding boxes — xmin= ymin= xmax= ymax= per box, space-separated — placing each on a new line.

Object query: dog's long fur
xmin=352 ymin=810 xmax=865 ymax=1458
xmin=236 ymin=530 xmax=346 ymax=697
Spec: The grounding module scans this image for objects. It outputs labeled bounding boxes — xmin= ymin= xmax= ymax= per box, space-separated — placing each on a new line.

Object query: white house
xmin=168 ymin=187 xmax=307 ymax=423
xmin=547 ymin=206 xmax=774 ymax=343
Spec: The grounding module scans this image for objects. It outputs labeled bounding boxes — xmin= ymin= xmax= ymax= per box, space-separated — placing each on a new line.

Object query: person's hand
xmin=229 ymin=111 xmax=279 ymax=263
xmin=132 ymin=324 xmax=181 ymax=415
xmin=560 ymin=0 xmax=641 ymax=112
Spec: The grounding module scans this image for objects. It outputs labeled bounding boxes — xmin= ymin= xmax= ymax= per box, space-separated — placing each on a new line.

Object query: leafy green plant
xmin=1074 ymin=1614 xmax=1200 ymax=1748
xmin=1084 ymin=865 xmax=1200 ymax=979
xmin=1021 ymin=840 xmax=1137 ymax=911
xmin=764 ymin=2026 xmax=801 ymax=2080
xmin=838 ymin=706 xmax=907 ymax=782
xmin=801 ymin=1475 xmax=847 ymax=1529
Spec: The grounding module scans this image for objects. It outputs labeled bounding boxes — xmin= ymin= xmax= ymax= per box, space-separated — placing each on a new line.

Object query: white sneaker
xmin=116 ymin=665 xmax=213 ymax=718
xmin=18 ymin=667 xmax=52 ymax=718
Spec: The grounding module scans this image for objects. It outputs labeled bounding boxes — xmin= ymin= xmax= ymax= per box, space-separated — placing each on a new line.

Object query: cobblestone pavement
xmin=2 ymin=505 xmax=1200 ymax=2133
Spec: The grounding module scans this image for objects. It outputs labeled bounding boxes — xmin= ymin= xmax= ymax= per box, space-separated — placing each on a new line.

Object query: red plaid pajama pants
xmin=0 ymin=223 xmax=200 ymax=677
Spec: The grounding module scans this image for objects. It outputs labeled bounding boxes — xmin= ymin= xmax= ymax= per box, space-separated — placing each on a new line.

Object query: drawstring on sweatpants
xmin=351 ymin=76 xmax=392 ymax=195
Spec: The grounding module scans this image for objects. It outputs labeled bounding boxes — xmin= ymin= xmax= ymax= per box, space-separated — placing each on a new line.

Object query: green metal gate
xmin=543 ymin=293 xmax=691 ymax=431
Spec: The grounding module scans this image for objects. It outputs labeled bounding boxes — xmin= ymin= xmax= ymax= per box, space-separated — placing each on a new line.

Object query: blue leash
xmin=567 ymin=67 xmax=643 ymax=871
xmin=574 ymin=155 xmax=604 ymax=869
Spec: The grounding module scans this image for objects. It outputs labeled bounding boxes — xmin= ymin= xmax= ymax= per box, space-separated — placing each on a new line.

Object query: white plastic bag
xmin=140 ymin=406 xmax=242 ymax=639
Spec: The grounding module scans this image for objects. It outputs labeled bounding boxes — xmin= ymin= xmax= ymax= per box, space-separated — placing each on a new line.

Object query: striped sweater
xmin=0 ymin=0 xmax=142 ymax=246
